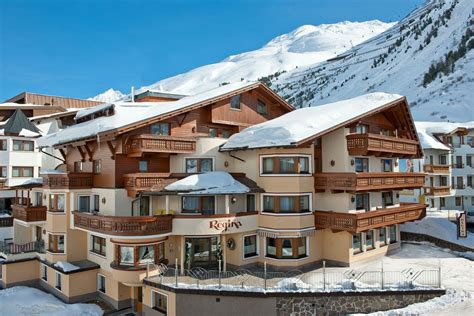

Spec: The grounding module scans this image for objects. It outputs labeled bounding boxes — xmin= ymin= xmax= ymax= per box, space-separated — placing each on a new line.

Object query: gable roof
xmin=38 ymin=81 xmax=294 ymax=148
xmin=2 ymin=109 xmax=41 ymax=136
xmin=221 ymin=92 xmax=419 ymax=152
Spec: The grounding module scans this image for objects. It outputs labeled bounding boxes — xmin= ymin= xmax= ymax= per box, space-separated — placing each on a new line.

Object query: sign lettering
xmin=458 ymin=212 xmax=467 ymax=239
xmin=209 ymin=219 xmax=242 ymax=232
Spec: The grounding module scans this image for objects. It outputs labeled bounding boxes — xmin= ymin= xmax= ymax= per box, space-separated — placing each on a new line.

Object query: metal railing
xmin=145 ymin=261 xmax=441 ymax=292
xmin=0 ymin=239 xmax=45 ymax=255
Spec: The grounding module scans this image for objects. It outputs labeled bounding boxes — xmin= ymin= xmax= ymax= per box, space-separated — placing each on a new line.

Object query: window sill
xmin=243 ymin=254 xmax=259 ymax=260
xmin=265 ymin=255 xmax=308 ymax=261
xmin=98 ymin=289 xmax=106 ymax=294
xmin=47 ymin=250 xmax=65 ymax=255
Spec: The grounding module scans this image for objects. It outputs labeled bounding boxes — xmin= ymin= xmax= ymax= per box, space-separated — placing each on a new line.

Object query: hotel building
xmin=0 ymin=82 xmax=427 ymax=314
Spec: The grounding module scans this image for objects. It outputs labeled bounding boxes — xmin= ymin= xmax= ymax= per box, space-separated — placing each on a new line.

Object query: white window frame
xmin=242 ymin=234 xmax=259 ymax=260
xmin=151 ymin=290 xmax=168 ymax=314
xmin=263 ymin=234 xmax=310 ymax=261
xmin=183 ymin=157 xmax=215 ymax=173
xmin=259 ymin=154 xmax=312 ymax=177
xmin=260 ymin=193 xmax=313 ymax=216
xmin=55 ymin=272 xmax=62 ymax=291
xmin=97 ymin=273 xmax=106 ymax=293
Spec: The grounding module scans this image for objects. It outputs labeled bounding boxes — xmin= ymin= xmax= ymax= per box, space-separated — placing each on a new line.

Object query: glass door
xmin=186 ymin=237 xmax=218 ymax=268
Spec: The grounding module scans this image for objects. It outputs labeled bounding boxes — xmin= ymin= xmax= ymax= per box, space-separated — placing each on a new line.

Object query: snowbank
xmin=164 ymin=171 xmax=249 ymax=194
xmin=401 ymin=210 xmax=474 ymax=249
xmin=0 ymin=286 xmax=102 ymax=316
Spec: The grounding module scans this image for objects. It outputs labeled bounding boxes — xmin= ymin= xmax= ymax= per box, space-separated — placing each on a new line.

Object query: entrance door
xmin=186 ymin=237 xmax=218 ymax=268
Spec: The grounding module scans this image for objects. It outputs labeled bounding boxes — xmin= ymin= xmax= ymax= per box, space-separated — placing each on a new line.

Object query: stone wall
xmin=401 ymin=231 xmax=473 ymax=252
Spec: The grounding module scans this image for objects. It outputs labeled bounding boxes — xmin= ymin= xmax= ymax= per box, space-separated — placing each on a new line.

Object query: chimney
xmin=131 ymin=86 xmax=135 ymax=102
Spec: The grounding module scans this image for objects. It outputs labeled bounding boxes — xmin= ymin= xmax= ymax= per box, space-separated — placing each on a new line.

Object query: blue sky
xmin=0 ymin=0 xmax=423 ymax=101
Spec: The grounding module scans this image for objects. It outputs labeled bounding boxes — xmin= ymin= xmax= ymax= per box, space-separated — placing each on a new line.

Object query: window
xmin=455 ymin=197 xmax=462 ymax=206
xmin=468 ymin=156 xmax=473 ymax=168
xmin=12 ymin=166 xmax=33 ymax=177
xmin=389 ymin=225 xmax=397 ymax=244
xmin=0 ymin=166 xmax=6 ymax=177
xmin=185 ymin=158 xmax=213 ymax=173
xmin=382 ymin=192 xmax=393 ymax=208
xmin=246 ymin=194 xmax=256 ymax=212
xmin=157 ymin=242 xmax=165 ymax=262
xmin=12 ymin=140 xmax=34 ymax=151
xmin=49 ymin=194 xmax=65 ymax=212
xmin=440 ymin=176 xmax=448 ymax=186
xmin=261 ymin=156 xmax=310 ymax=175
xmin=230 ymin=94 xmax=241 ymax=109
xmin=257 ymin=99 xmax=267 ymax=114
xmin=265 ymin=237 xmax=307 ymax=259
xmin=379 ymin=228 xmax=387 ymax=246
xmin=181 ymin=196 xmax=215 ymax=215
xmin=0 ymin=140 xmax=6 ymax=151
xmin=467 ymin=176 xmax=473 ymax=188
xmin=365 ymin=230 xmax=374 ymax=250
xmin=74 ymin=161 xmax=83 ymax=173
xmin=91 ymin=235 xmax=106 ymax=256
xmin=35 ymin=192 xmax=43 ymax=206
xmin=243 ymin=235 xmax=258 ymax=258
xmin=354 ymin=124 xmax=368 ymax=134
xmin=439 ymin=155 xmax=447 ymax=165
xmin=97 ymin=274 xmax=106 ymax=293
xmin=78 ymin=196 xmax=91 ymax=212
xmin=41 ymin=265 xmax=48 ymax=281
xmin=93 ymin=159 xmax=102 ymax=174
xmin=152 ymin=291 xmax=168 ymax=313
xmin=93 ymin=195 xmax=100 ymax=212
xmin=352 ymin=233 xmax=362 ymax=254
xmin=440 ymin=197 xmax=446 ymax=207
xmin=209 ymin=128 xmax=218 ymax=138
xmin=262 ymin=194 xmax=311 ymax=214
xmin=381 ymin=159 xmax=393 ymax=172
xmin=48 ymin=234 xmax=65 ymax=253
xmin=222 ymin=130 xmax=231 ymax=139
xmin=454 ymin=156 xmax=463 ymax=168
xmin=138 ymin=245 xmax=155 ymax=264
xmin=139 ymin=160 xmax=148 ymax=172
xmin=471 ymin=197 xmax=474 ymax=206
xmin=119 ymin=246 xmax=135 ymax=265
xmin=151 ymin=122 xmax=170 ymax=136
xmin=355 ymin=158 xmax=369 ymax=172
xmin=55 ymin=272 xmax=62 ymax=291
xmin=356 ymin=193 xmax=370 ymax=211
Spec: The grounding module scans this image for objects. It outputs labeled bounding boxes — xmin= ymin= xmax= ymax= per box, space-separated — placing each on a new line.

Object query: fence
xmin=146 ymin=261 xmax=441 ymax=293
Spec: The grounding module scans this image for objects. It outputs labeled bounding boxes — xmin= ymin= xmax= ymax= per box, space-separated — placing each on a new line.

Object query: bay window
xmin=119 ymin=246 xmax=135 ymax=265
xmin=138 ymin=245 xmax=155 ymax=264
xmin=265 ymin=237 xmax=307 ymax=259
xmin=116 ymin=243 xmax=163 ymax=267
xmin=261 ymin=156 xmax=310 ymax=175
xmin=48 ymin=234 xmax=65 ymax=253
xmin=91 ymin=235 xmax=106 ymax=256
xmin=262 ymin=194 xmax=311 ymax=214
xmin=49 ymin=194 xmax=65 ymax=212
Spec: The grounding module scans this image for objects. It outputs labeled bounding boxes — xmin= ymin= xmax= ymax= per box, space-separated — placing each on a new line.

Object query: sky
xmin=0 ymin=0 xmax=423 ymax=101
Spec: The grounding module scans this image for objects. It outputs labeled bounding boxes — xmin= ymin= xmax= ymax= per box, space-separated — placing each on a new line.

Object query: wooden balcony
xmin=314 ymin=202 xmax=426 ymax=233
xmin=423 ymin=164 xmax=450 ymax=174
xmin=11 ymin=204 xmax=47 ymax=222
xmin=0 ymin=216 xmax=13 ymax=227
xmin=424 ymin=186 xmax=451 ymax=196
xmin=42 ymin=172 xmax=93 ymax=189
xmin=314 ymin=172 xmax=425 ymax=192
xmin=73 ymin=212 xmax=173 ymax=236
xmin=123 ymin=173 xmax=185 ymax=197
xmin=346 ymin=133 xmax=419 ymax=157
xmin=125 ymin=134 xmax=196 ymax=157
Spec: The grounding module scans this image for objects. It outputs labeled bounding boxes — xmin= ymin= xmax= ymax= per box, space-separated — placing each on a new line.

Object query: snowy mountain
xmin=88 ymin=88 xmax=125 ymax=103
xmin=91 ymin=20 xmax=393 ymax=101
xmin=270 ymin=0 xmax=474 ymax=122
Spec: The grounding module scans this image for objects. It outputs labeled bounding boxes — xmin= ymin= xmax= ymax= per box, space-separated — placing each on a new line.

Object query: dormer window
xmin=151 ymin=123 xmax=170 ymax=136
xmin=230 ymin=94 xmax=241 ymax=110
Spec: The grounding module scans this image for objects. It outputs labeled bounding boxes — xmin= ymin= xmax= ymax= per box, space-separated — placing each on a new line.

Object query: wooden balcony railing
xmin=424 ymin=186 xmax=451 ymax=196
xmin=73 ymin=212 xmax=173 ymax=236
xmin=0 ymin=178 xmax=6 ymax=189
xmin=423 ymin=164 xmax=450 ymax=174
xmin=42 ymin=173 xmax=94 ymax=189
xmin=346 ymin=133 xmax=419 ymax=157
xmin=314 ymin=202 xmax=426 ymax=233
xmin=11 ymin=204 xmax=47 ymax=222
xmin=123 ymin=173 xmax=185 ymax=197
xmin=125 ymin=134 xmax=196 ymax=157
xmin=0 ymin=216 xmax=13 ymax=227
xmin=314 ymin=172 xmax=425 ymax=192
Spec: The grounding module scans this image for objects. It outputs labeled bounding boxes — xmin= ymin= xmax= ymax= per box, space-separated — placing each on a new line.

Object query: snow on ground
xmin=0 ymin=286 xmax=102 ymax=316
xmin=352 ymin=243 xmax=474 ymax=315
xmin=401 ymin=210 xmax=474 ymax=249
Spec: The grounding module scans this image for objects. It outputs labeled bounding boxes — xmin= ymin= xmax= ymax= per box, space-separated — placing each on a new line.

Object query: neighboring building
xmin=0 ymin=83 xmax=426 ymax=314
xmin=4 ymin=92 xmax=102 ymax=108
xmin=412 ymin=122 xmax=474 ymax=212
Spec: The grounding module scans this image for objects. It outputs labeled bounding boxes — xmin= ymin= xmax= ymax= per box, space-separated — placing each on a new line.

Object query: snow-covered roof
xmin=221 ymin=92 xmax=404 ymax=150
xmin=38 ymin=81 xmax=264 ymax=148
xmin=164 ymin=171 xmax=250 ymax=195
xmin=40 ymin=169 xmax=67 ymax=175
xmin=7 ymin=177 xmax=43 ymax=188
xmin=74 ymin=103 xmax=114 ymax=121
xmin=415 ymin=121 xmax=474 ymax=150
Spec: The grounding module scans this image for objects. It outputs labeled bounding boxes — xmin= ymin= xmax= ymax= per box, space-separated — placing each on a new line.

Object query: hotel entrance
xmin=185 ymin=237 xmax=219 ymax=269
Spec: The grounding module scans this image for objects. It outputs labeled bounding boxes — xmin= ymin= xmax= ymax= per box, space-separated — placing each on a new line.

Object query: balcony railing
xmin=0 ymin=240 xmax=45 ymax=255
xmin=314 ymin=202 xmax=426 ymax=233
xmin=314 ymin=172 xmax=425 ymax=192
xmin=0 ymin=216 xmax=13 ymax=227
xmin=73 ymin=212 xmax=173 ymax=236
xmin=424 ymin=186 xmax=451 ymax=196
xmin=423 ymin=164 xmax=450 ymax=174
xmin=123 ymin=173 xmax=185 ymax=197
xmin=42 ymin=172 xmax=94 ymax=189
xmin=346 ymin=133 xmax=419 ymax=157
xmin=125 ymin=134 xmax=196 ymax=157
xmin=11 ymin=204 xmax=47 ymax=222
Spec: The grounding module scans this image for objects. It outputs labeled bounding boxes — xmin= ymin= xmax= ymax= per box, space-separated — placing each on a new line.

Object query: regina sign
xmin=172 ymin=214 xmax=258 ymax=235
